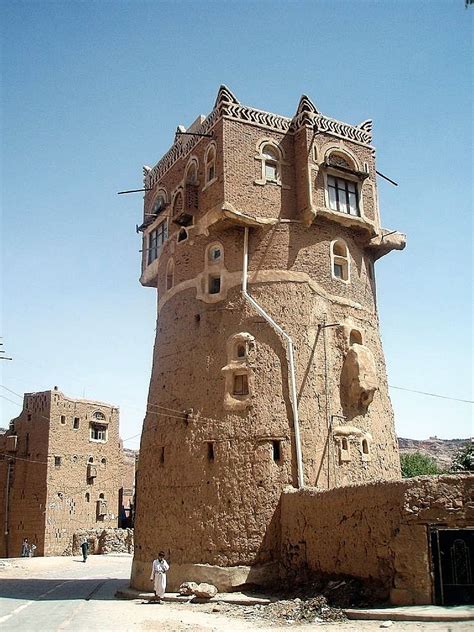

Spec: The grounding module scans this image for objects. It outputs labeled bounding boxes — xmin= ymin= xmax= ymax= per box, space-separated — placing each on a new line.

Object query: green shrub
xmin=400 ymin=452 xmax=441 ymax=478
xmin=450 ymin=441 xmax=474 ymax=472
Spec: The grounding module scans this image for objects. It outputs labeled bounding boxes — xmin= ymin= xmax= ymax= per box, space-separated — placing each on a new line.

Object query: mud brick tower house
xmin=132 ymin=86 xmax=406 ymax=590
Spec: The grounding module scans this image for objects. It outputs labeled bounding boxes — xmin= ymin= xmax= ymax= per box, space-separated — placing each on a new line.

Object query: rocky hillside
xmin=398 ymin=437 xmax=470 ymax=471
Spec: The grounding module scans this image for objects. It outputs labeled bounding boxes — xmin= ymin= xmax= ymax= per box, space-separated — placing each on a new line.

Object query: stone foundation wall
xmin=70 ymin=528 xmax=134 ymax=556
xmin=280 ymin=474 xmax=474 ymax=605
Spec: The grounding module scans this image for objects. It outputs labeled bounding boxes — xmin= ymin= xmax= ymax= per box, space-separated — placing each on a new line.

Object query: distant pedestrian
xmin=21 ymin=538 xmax=29 ymax=557
xmin=29 ymin=543 xmax=37 ymax=558
xmin=150 ymin=551 xmax=169 ymax=601
xmin=80 ymin=538 xmax=89 ymax=562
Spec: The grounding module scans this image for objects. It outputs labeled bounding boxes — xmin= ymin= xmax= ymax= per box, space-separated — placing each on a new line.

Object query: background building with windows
xmin=132 ymin=85 xmax=409 ymax=591
xmin=0 ymin=387 xmax=136 ymax=557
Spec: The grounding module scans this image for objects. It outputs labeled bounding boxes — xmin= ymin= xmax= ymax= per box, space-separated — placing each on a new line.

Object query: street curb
xmin=344 ymin=607 xmax=474 ymax=622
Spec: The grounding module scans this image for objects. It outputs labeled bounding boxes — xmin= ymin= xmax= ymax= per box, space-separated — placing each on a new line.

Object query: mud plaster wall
xmin=280 ymin=475 xmax=474 ymax=605
xmin=133 ymin=221 xmax=400 ymax=588
xmin=132 ymin=95 xmax=402 ymax=591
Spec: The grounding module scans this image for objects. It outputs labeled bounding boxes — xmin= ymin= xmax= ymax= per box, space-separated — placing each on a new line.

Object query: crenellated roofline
xmin=144 ymin=85 xmax=373 ymax=189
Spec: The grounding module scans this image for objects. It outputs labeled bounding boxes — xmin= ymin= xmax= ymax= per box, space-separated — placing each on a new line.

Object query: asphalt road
xmin=1 ymin=555 xmax=472 ymax=632
xmin=0 ymin=555 xmax=132 ymax=631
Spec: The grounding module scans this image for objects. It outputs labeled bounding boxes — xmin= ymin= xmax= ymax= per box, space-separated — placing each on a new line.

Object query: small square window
xmin=54 ymin=456 xmax=61 ymax=467
xmin=209 ymin=275 xmax=221 ymax=295
xmin=233 ymin=373 xmax=249 ymax=396
xmin=265 ymin=162 xmax=277 ymax=182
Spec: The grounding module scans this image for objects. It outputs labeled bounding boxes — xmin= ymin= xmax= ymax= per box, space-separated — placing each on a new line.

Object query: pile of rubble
xmin=238 ymin=596 xmax=346 ymax=624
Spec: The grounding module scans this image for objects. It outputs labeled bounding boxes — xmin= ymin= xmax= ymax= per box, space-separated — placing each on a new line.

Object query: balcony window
xmin=148 ymin=221 xmax=168 ymax=265
xmin=327 ymin=176 xmax=359 ymax=216
xmin=90 ymin=423 xmax=107 ymax=442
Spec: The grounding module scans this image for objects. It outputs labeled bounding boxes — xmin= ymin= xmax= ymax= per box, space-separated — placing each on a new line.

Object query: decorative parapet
xmin=144 ymin=85 xmax=374 ymax=190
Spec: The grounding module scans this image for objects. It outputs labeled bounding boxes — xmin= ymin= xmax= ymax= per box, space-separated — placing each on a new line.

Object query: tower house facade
xmin=0 ymin=388 xmax=124 ymax=557
xmin=132 ymin=87 xmax=406 ymax=590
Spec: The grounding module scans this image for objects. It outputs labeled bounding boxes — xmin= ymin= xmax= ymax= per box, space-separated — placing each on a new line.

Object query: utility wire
xmin=388 ymin=385 xmax=473 ymax=404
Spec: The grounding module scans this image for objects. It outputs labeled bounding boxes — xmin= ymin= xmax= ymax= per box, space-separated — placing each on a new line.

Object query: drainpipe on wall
xmin=241 ymin=226 xmax=304 ymax=489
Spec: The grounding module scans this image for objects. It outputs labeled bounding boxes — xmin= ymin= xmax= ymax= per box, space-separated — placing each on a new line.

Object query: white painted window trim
xmin=330 ymin=238 xmax=351 ymax=284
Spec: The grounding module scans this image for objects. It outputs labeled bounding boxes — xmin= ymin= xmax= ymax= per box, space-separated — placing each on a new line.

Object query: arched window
xmin=236 ymin=344 xmax=246 ymax=359
xmin=185 ymin=161 xmax=198 ymax=184
xmin=349 ymin=329 xmax=362 ymax=346
xmin=99 ymin=493 xmax=105 ymax=500
xmin=152 ymin=193 xmax=166 ymax=216
xmin=262 ymin=144 xmax=279 ymax=183
xmin=85 ymin=492 xmax=90 ymax=502
xmin=101 ymin=457 xmax=107 ymax=466
xmin=93 ymin=411 xmax=106 ymax=421
xmin=166 ymin=259 xmax=174 ymax=291
xmin=205 ymin=145 xmax=216 ymax=185
xmin=331 ymin=239 xmax=350 ymax=282
xmin=172 ymin=191 xmax=183 ymax=218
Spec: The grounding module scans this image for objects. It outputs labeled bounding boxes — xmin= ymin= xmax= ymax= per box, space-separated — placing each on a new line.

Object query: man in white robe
xmin=150 ymin=551 xmax=169 ymax=600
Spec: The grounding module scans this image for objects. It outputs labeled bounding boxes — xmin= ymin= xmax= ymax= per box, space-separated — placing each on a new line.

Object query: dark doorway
xmin=430 ymin=528 xmax=474 ymax=605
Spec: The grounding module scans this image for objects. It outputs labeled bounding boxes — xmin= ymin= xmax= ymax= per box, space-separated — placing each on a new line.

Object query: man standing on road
xmin=21 ymin=538 xmax=29 ymax=557
xmin=150 ymin=551 xmax=169 ymax=601
xmin=80 ymin=537 xmax=89 ymax=562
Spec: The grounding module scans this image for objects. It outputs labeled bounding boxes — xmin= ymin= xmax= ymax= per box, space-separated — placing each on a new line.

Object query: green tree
xmin=450 ymin=441 xmax=474 ymax=472
xmin=400 ymin=452 xmax=441 ymax=478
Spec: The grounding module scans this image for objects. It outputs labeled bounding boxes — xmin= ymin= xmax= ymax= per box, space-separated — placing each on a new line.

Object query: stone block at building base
xmin=131 ymin=558 xmax=278 ymax=592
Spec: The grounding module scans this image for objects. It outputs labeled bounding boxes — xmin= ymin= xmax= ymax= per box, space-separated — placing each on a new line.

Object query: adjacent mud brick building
xmin=0 ymin=388 xmax=136 ymax=557
xmin=132 ymin=86 xmax=407 ymax=590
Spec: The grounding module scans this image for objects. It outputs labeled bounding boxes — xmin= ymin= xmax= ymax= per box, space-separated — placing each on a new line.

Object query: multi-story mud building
xmin=0 ymin=387 xmax=135 ymax=557
xmin=131 ymin=86 xmax=407 ymax=590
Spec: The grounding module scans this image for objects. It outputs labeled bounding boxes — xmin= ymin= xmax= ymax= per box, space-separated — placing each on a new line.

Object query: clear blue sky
xmin=1 ymin=1 xmax=472 ymax=448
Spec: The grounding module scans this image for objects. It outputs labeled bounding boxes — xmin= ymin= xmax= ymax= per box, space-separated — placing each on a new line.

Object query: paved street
xmin=0 ymin=555 xmax=472 ymax=632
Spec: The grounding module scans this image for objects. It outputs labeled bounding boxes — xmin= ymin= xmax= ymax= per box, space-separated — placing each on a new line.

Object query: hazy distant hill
xmin=398 ymin=437 xmax=470 ymax=470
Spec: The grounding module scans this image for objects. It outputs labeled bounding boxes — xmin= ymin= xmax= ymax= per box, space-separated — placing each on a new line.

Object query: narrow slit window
xmin=207 ymin=442 xmax=215 ymax=462
xmin=54 ymin=456 xmax=61 ymax=467
xmin=166 ymin=260 xmax=174 ymax=291
xmin=160 ymin=447 xmax=165 ymax=464
xmin=73 ymin=417 xmax=80 ymax=429
xmin=272 ymin=440 xmax=281 ymax=462
xmin=362 ymin=439 xmax=369 ymax=455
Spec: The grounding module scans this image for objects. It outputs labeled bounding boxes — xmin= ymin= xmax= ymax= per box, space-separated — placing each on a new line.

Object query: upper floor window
xmin=262 ymin=145 xmax=279 ymax=183
xmin=152 ymin=194 xmax=166 ymax=216
xmin=331 ymin=239 xmax=350 ymax=283
xmin=205 ymin=145 xmax=216 ymax=185
xmin=327 ymin=176 xmax=359 ymax=216
xmin=92 ymin=411 xmax=105 ymax=421
xmin=185 ymin=161 xmax=198 ymax=185
xmin=90 ymin=423 xmax=107 ymax=442
xmin=148 ymin=221 xmax=168 ymax=265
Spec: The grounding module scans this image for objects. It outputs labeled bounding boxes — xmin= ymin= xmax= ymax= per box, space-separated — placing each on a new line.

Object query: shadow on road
xmin=0 ymin=578 xmax=129 ymax=601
